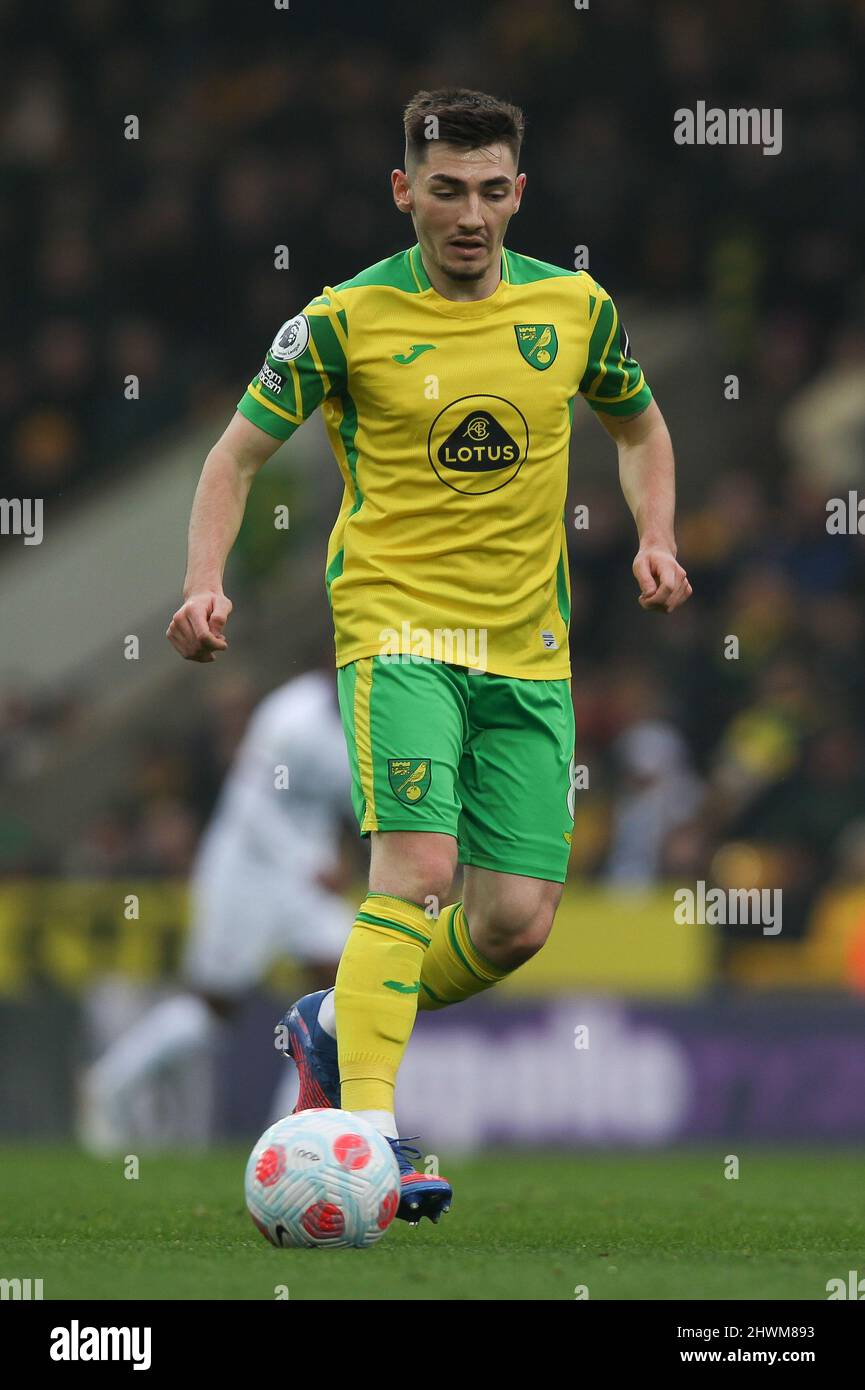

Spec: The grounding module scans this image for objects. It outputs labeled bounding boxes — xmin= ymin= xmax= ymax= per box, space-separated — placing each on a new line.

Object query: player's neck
xmin=420 ymin=248 xmax=503 ymax=303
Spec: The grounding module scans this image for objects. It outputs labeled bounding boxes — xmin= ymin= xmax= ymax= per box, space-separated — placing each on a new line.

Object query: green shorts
xmin=336 ymin=655 xmax=576 ymax=883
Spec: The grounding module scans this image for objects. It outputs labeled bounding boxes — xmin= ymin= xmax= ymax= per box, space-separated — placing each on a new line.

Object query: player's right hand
xmin=166 ymin=590 xmax=233 ymax=663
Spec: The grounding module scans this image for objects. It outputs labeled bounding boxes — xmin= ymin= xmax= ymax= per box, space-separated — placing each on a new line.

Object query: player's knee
xmin=467 ymin=883 xmax=562 ymax=965
xmin=369 ymin=833 xmax=456 ymax=909
xmin=488 ymin=913 xmax=554 ymax=966
xmin=380 ymin=866 xmax=454 ymax=911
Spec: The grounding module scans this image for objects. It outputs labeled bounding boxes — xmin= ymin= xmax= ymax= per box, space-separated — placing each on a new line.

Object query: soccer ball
xmin=245 ymin=1108 xmax=401 ymax=1249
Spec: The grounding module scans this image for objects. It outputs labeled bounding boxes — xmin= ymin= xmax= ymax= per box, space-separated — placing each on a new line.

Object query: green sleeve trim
xmin=236 ymin=390 xmax=298 ymax=441
xmin=584 ymin=381 xmax=653 ymax=417
xmin=239 ymin=290 xmax=349 ymax=441
xmin=579 ymin=288 xmax=652 ymax=415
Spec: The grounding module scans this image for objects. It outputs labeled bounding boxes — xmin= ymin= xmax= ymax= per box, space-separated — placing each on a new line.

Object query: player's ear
xmin=513 ymin=171 xmax=527 ymax=210
xmin=391 ymin=168 xmax=413 ymax=214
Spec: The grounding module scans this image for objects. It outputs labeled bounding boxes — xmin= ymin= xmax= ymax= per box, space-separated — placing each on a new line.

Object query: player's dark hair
xmin=403 ymin=88 xmax=525 ymax=169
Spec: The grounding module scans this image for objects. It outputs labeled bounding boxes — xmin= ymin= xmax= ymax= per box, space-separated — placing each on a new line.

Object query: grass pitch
xmin=1 ymin=1147 xmax=861 ymax=1301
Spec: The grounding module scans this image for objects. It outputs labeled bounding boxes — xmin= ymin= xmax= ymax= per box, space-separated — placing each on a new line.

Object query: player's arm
xmin=577 ymin=281 xmax=691 ymax=614
xmin=168 ymin=296 xmax=348 ymax=662
xmin=596 ymin=400 xmax=691 ymax=613
xmin=167 ymin=412 xmax=281 ymax=662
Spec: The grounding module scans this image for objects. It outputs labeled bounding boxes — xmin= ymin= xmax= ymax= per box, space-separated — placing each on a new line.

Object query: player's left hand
xmin=632 ymin=547 xmax=692 ymax=613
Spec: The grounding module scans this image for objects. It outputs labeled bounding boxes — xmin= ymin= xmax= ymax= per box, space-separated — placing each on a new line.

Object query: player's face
xmin=394 ymin=142 xmax=525 ymax=283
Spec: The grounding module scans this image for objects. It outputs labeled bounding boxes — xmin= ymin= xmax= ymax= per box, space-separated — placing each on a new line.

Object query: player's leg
xmin=271 ymin=877 xmax=354 ymax=1119
xmin=463 ymin=866 xmax=563 ymax=961
xmin=416 ymin=869 xmax=563 ymax=1010
xmin=337 ymin=826 xmax=457 ymax=1221
xmin=282 ymin=655 xmax=465 ymax=1222
xmin=335 ymin=826 xmax=456 ymax=1132
xmin=280 ymin=842 xmax=459 ymax=1121
xmin=417 ymin=669 xmax=575 ymax=1008
xmin=328 ymin=656 xmax=464 ymax=1136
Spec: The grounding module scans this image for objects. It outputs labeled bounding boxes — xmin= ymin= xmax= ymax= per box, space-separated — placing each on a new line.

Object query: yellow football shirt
xmin=237 ymin=244 xmax=652 ymax=679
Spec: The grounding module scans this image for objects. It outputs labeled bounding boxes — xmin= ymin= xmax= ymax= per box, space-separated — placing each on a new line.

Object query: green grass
xmin=1 ymin=1147 xmax=862 ymax=1300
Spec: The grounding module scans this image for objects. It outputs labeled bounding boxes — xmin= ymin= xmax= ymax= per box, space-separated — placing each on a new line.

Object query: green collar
xmin=408 ymin=243 xmax=511 ymax=294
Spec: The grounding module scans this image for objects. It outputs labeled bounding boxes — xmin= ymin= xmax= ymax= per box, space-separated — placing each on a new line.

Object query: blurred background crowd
xmin=3 ymin=0 xmax=864 ymax=498
xmin=2 ymin=0 xmax=865 ymax=990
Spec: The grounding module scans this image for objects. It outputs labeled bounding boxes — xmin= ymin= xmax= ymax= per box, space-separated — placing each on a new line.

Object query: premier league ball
xmin=245 ymin=1108 xmax=401 ymax=1249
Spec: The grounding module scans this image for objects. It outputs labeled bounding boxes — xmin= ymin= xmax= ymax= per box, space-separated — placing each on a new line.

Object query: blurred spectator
xmin=780 ymin=326 xmax=865 ymax=489
xmin=603 ymin=720 xmax=705 ymax=886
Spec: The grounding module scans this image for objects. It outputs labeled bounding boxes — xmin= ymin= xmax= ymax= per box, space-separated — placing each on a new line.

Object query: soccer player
xmin=79 ymin=663 xmax=355 ymax=1151
xmin=166 ymin=88 xmax=692 ymax=1223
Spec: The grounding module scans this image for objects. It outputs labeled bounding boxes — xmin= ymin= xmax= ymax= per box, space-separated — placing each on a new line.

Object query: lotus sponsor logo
xmin=427 ymin=395 xmax=529 ymax=494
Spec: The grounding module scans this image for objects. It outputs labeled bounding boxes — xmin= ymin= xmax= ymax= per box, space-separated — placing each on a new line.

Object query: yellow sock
xmin=418 ymin=901 xmax=508 ymax=1010
xmin=336 ymin=893 xmax=432 ymax=1112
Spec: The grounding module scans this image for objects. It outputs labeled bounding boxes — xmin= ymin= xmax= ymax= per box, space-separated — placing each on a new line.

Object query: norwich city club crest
xmin=387 ymin=758 xmax=431 ymax=806
xmin=514 ymin=323 xmax=558 ymax=370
